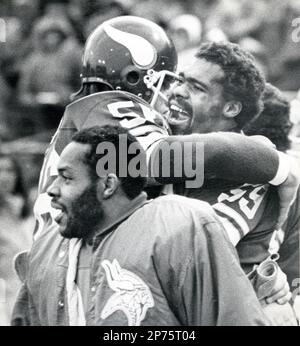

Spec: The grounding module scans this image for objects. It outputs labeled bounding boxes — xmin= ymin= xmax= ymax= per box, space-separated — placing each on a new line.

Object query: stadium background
xmin=0 ymin=0 xmax=300 ymax=325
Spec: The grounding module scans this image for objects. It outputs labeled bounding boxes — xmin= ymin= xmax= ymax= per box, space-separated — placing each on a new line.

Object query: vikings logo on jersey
xmin=101 ymin=259 xmax=154 ymax=326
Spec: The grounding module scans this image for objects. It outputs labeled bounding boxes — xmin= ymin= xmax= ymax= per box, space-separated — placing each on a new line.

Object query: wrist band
xmin=269 ymin=151 xmax=290 ymax=186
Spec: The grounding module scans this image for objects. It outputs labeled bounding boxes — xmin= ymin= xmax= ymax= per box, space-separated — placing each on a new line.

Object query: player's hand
xmin=265 ymin=266 xmax=292 ymax=305
xmin=275 ymin=157 xmax=300 ymax=230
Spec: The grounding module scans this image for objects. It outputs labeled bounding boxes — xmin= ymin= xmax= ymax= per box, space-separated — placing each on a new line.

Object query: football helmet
xmin=81 ymin=16 xmax=178 ymax=107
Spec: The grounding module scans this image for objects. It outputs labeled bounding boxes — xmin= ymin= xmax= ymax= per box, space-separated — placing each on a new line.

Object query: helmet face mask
xmin=144 ymin=69 xmax=182 ymax=108
xmin=81 ymin=16 xmax=179 ymax=107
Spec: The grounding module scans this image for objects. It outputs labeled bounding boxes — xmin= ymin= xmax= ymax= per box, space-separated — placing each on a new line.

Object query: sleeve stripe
xmin=213 ymin=202 xmax=250 ymax=236
xmin=269 ymin=151 xmax=290 ymax=186
xmin=214 ymin=209 xmax=245 ymax=239
xmin=216 ymin=215 xmax=243 ymax=246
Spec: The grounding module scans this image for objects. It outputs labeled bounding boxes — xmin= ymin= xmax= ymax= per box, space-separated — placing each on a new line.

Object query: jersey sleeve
xmin=102 ymin=98 xmax=168 ymax=160
xmin=179 ymin=220 xmax=271 ymax=326
xmin=153 ymin=197 xmax=270 ymax=326
xmin=213 ymin=183 xmax=285 ymax=272
xmin=211 ymin=182 xmax=298 ymax=277
xmin=212 ymin=183 xmax=270 ymax=246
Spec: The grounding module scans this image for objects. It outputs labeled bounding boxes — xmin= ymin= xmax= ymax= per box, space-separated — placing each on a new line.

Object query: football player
xmin=34 ymin=16 xmax=299 ymax=242
xmin=163 ymin=43 xmax=299 ymax=323
xmin=244 ymin=83 xmax=299 ymax=293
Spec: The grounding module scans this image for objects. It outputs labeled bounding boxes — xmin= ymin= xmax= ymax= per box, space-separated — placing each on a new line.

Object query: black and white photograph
xmin=0 ymin=0 xmax=299 ymax=329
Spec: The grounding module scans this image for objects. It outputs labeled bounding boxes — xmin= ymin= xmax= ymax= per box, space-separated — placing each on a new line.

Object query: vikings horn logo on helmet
xmin=80 ymin=16 xmax=178 ymax=102
xmin=101 ymin=259 xmax=154 ymax=326
xmin=103 ymin=24 xmax=157 ymax=68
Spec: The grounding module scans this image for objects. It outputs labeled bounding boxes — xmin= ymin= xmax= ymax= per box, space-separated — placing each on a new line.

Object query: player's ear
xmin=98 ymin=173 xmax=119 ymax=200
xmin=223 ymin=101 xmax=242 ymax=118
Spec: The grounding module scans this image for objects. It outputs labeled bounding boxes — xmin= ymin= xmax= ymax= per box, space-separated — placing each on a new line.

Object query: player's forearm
xmin=199 ymin=132 xmax=280 ymax=183
xmin=150 ymin=132 xmax=286 ymax=186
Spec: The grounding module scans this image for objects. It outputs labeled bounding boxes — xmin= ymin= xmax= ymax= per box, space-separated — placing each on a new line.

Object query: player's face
xmin=167 ymin=58 xmax=226 ymax=134
xmin=47 ymin=142 xmax=103 ymax=240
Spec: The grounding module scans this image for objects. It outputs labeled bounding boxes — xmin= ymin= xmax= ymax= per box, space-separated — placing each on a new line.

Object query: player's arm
xmin=151 ymin=132 xmax=281 ymax=185
xmin=211 ymin=183 xmax=293 ymax=305
xmin=174 ymin=212 xmax=271 ymax=325
xmin=153 ymin=199 xmax=271 ymax=325
xmin=104 ymin=97 xmax=291 ymax=189
xmin=149 ymin=132 xmax=299 ymax=228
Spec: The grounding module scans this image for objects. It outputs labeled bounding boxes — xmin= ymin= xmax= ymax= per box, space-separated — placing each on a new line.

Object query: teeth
xmin=170 ymin=104 xmax=183 ymax=113
xmin=52 ymin=208 xmax=62 ymax=218
xmin=168 ymin=104 xmax=190 ymax=123
xmin=170 ymin=104 xmax=190 ymax=118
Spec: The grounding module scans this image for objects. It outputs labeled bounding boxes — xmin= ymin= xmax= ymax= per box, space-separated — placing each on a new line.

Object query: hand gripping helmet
xmin=81 ymin=16 xmax=178 ymax=107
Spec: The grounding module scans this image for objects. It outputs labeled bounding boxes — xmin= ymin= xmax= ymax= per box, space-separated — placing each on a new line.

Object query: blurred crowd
xmin=1 ymin=0 xmax=300 ymax=325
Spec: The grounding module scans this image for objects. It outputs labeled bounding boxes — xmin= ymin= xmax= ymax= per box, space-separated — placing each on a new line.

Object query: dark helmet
xmin=81 ymin=16 xmax=178 ymax=106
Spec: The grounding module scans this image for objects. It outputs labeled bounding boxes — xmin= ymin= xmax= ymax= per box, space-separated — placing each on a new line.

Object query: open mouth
xmin=167 ymin=103 xmax=191 ymax=126
xmin=51 ymin=202 xmax=66 ymax=225
xmin=54 ymin=210 xmax=66 ymax=224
